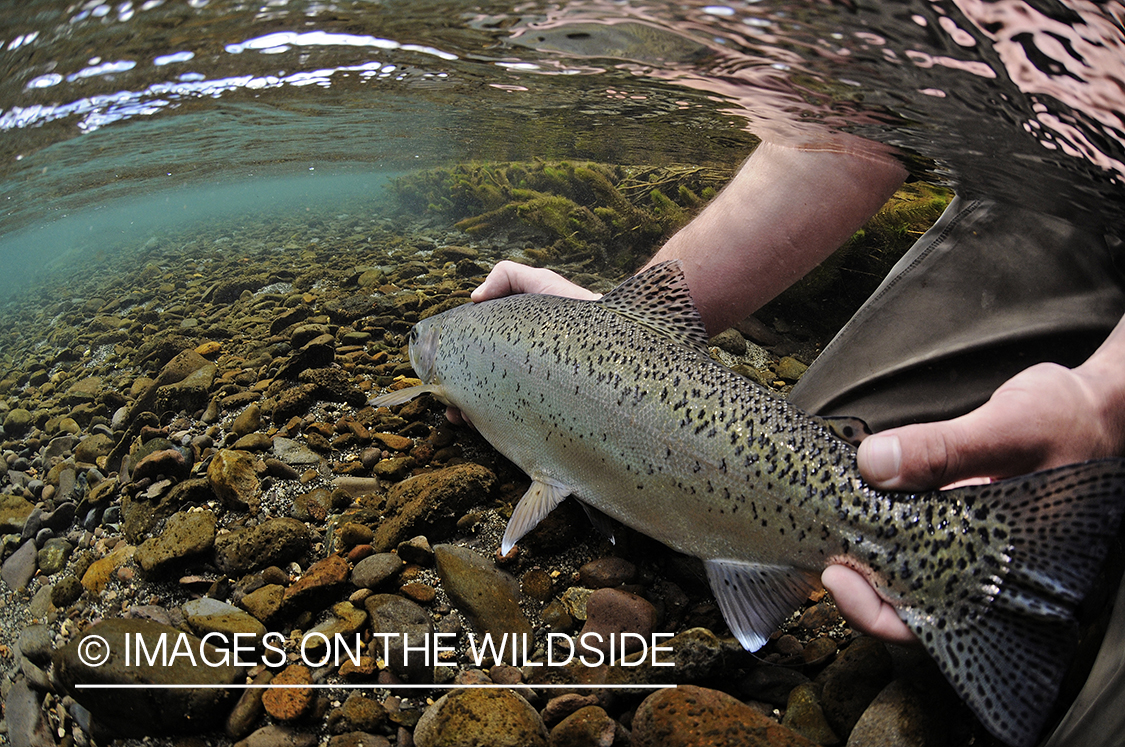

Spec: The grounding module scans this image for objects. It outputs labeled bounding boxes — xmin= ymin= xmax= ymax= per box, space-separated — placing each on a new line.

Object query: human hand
xmin=445 ymin=261 xmax=600 ymax=426
xmin=470 ymin=260 xmax=602 ymax=303
xmin=823 ymin=358 xmax=1125 ymax=643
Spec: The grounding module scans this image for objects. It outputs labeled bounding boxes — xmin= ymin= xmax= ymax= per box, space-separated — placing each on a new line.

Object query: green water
xmin=1 ymin=0 xmax=1123 ymax=304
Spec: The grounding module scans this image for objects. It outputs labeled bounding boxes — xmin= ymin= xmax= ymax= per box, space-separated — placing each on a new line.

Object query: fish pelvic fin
xmin=704 ymin=558 xmax=821 ymax=651
xmin=369 ymin=384 xmax=443 ymax=408
xmin=596 ymin=260 xmax=711 ymax=356
xmin=905 ymin=458 xmax=1125 ymax=747
xmin=500 ymin=479 xmax=572 ymax=555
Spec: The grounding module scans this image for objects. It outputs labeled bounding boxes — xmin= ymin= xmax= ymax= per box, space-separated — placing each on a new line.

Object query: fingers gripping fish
xmin=372 ymin=260 xmax=1125 ymax=747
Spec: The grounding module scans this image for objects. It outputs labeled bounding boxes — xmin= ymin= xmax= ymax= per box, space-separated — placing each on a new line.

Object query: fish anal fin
xmin=369 ymin=384 xmax=441 ymax=408
xmin=596 ymin=260 xmax=711 ymax=355
xmin=501 ymin=480 xmax=572 ymax=555
xmin=704 ymin=559 xmax=821 ymax=651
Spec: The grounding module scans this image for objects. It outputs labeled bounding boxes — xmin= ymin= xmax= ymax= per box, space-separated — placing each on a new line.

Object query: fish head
xmin=407 ymin=315 xmax=443 ymax=387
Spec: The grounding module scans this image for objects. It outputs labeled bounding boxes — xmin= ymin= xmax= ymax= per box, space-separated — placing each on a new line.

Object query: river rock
xmin=327 ymin=692 xmax=387 ymax=734
xmin=232 ymin=403 xmax=262 ymax=436
xmin=302 ymin=601 xmax=368 ymax=655
xmin=122 ymin=476 xmax=212 ymax=543
xmin=365 ymin=593 xmax=434 ymax=683
xmin=283 ymin=554 xmax=350 ymax=611
xmin=846 ymin=679 xmax=932 ymax=747
xmin=740 ymin=664 xmax=811 ymax=707
xmin=262 ymin=664 xmax=315 ymax=721
xmin=36 ymin=537 xmax=73 ymax=575
xmin=632 ymin=685 xmax=817 ymax=747
xmin=75 ymin=432 xmax=114 ymax=464
xmin=132 ymin=448 xmax=191 ymax=483
xmin=578 ymin=588 xmax=657 ymax=658
xmin=81 ymin=542 xmax=135 ymax=593
xmin=434 ymin=544 xmax=532 ymax=640
xmin=578 ymin=557 xmax=637 ymax=588
xmin=782 ymin=682 xmax=839 ymax=745
xmin=3 ymin=407 xmax=34 ymax=434
xmin=207 ymin=448 xmax=261 ymax=513
xmin=53 ymin=618 xmax=243 ymax=736
xmin=351 ymin=552 xmax=404 ymax=589
xmin=414 ymin=688 xmax=548 ymax=747
xmin=2 ymin=539 xmax=38 ymax=591
xmin=273 ymin=436 xmax=322 ymax=465
xmin=18 ymin=624 xmax=53 ymax=664
xmin=135 ymin=509 xmax=217 ymax=574
xmin=235 ymin=724 xmax=317 ymax=747
xmin=213 ymin=517 xmax=311 ymax=576
xmin=0 ymin=492 xmax=35 ymax=532
xmin=240 ymin=583 xmax=286 ymax=624
xmin=816 ymin=636 xmax=893 ymax=738
xmin=5 ymin=677 xmax=54 ymax=747
xmin=549 ymin=705 xmax=621 ymax=747
xmin=226 ymin=670 xmax=274 ymax=740
xmin=371 ymin=463 xmax=496 ymax=551
xmin=155 ymin=360 xmax=218 ymax=414
xmin=184 ymin=597 xmax=268 ymax=642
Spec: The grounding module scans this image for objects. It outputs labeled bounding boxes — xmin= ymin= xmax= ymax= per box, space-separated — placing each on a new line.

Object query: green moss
xmin=392 ymin=160 xmax=731 ymax=269
xmin=761 ymin=181 xmax=954 ymax=339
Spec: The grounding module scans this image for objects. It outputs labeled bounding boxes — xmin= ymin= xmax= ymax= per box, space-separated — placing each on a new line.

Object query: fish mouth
xmin=407 ymin=319 xmax=442 ymax=383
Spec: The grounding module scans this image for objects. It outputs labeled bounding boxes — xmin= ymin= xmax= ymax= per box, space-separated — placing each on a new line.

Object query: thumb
xmin=856 ymin=409 xmax=1038 ymax=491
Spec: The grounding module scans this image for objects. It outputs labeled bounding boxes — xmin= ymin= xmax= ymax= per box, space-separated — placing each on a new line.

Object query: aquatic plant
xmin=392 ymin=160 xmax=732 ymax=270
xmin=760 ymin=180 xmax=953 ymax=339
xmin=394 ymin=158 xmax=952 ymax=343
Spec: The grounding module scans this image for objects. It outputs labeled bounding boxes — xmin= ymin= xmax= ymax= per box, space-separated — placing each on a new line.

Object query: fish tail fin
xmin=904 ymin=458 xmax=1125 ymax=747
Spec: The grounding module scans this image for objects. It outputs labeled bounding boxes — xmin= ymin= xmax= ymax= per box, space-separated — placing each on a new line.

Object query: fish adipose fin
xmin=704 ymin=558 xmax=821 ymax=651
xmin=369 ymin=384 xmax=442 ymax=408
xmin=597 ymin=260 xmax=711 ymax=356
xmin=819 ymin=416 xmax=872 ymax=446
xmin=905 ymin=458 xmax=1125 ymax=747
xmin=501 ymin=479 xmax=573 ymax=554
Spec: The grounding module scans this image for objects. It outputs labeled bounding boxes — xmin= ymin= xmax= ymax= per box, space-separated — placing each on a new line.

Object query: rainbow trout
xmin=372 ymin=260 xmax=1125 ymax=747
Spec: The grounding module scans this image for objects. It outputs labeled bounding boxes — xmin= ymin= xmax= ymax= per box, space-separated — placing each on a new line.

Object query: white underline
xmin=75 ymin=683 xmax=676 ymax=690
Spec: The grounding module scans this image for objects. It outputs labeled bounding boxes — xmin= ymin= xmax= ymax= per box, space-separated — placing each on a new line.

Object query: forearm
xmin=646 ymin=140 xmax=907 ymax=333
xmin=1075 ymin=312 xmax=1125 ymax=456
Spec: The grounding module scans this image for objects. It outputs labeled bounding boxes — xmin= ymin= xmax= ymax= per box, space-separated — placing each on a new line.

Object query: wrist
xmin=1074 ymin=322 xmax=1125 ymax=457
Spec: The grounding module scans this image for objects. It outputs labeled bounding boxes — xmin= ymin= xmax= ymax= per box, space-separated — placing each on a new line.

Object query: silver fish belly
xmin=372 ymin=260 xmax=1125 ymax=747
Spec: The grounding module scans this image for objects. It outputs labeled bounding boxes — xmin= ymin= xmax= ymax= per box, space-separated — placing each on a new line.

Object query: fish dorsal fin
xmin=704 ymin=558 xmax=821 ymax=651
xmin=597 ymin=260 xmax=711 ymax=355
xmin=500 ymin=479 xmax=572 ymax=554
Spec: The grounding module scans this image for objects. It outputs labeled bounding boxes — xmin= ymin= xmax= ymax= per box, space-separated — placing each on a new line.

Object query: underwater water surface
xmin=1 ymin=0 xmax=1121 ymax=300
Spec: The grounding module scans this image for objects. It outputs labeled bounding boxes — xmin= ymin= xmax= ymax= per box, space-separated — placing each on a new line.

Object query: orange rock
xmin=262 ymin=664 xmax=314 ymax=721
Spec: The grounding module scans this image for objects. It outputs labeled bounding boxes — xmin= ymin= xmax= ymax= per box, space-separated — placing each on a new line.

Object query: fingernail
xmin=863 ymin=435 xmax=902 ymax=484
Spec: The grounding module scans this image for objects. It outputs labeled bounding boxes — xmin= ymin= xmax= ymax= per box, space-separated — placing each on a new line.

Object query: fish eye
xmin=409 ymin=328 xmax=419 ymax=344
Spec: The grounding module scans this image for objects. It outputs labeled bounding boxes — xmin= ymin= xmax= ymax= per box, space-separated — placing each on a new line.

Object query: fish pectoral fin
xmin=704 ymin=559 xmax=821 ymax=652
xmin=500 ymin=480 xmax=573 ymax=555
xmin=369 ymin=384 xmax=443 ymax=408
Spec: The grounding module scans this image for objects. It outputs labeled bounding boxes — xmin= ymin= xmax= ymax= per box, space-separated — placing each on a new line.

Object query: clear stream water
xmin=0 ymin=0 xmax=1122 ymax=303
